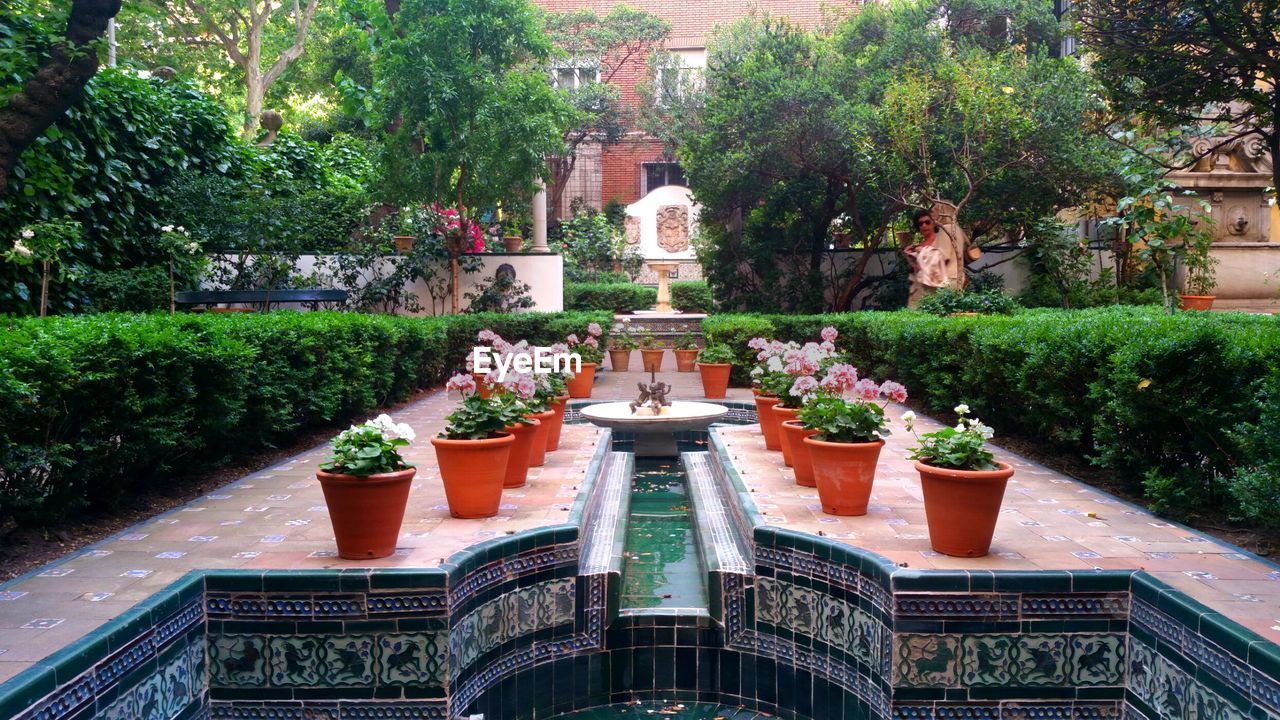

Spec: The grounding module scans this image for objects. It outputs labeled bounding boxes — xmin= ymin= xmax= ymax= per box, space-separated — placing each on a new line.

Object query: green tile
xmin=1068 ymin=569 xmax=1134 ymax=592
xmin=893 ymin=570 xmax=969 ymax=592
xmin=262 ymin=570 xmax=341 ymax=592
xmin=0 ymin=662 xmax=57 ymax=719
xmin=203 ymin=571 xmax=265 ymax=593
xmin=1198 ymin=613 xmax=1258 ymax=660
xmin=992 ymin=571 xmax=1071 ymax=593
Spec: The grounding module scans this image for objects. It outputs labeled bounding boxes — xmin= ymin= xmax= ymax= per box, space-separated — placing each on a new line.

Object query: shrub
xmin=0 ymin=310 xmax=609 ymax=527
xmin=81 ymin=266 xmax=173 ymax=312
xmin=918 ymin=288 xmax=1019 ymax=315
xmin=704 ymin=307 xmax=1280 ymax=520
xmin=671 ymin=281 xmax=714 ymax=313
xmin=564 ymin=282 xmax=656 ymax=313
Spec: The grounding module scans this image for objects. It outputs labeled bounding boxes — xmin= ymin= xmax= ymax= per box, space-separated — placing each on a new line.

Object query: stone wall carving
xmin=656 ymin=205 xmax=690 ymax=253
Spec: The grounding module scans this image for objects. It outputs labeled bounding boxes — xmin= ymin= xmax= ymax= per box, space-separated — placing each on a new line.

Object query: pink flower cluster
xmin=446 ymin=373 xmax=477 ymax=396
xmin=498 ymin=372 xmax=538 ymax=399
xmin=432 ymin=204 xmax=485 ymax=253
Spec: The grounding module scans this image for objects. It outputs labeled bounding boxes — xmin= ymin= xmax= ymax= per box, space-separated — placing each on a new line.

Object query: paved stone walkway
xmin=0 ymin=355 xmax=1276 ymax=683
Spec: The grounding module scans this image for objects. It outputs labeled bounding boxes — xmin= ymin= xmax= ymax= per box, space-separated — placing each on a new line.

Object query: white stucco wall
xmin=206 ymin=253 xmax=563 ymax=314
xmin=625 ymin=185 xmax=701 ymax=261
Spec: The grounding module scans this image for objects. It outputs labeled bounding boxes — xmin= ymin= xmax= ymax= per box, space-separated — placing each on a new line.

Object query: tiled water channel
xmin=2 ymin=403 xmax=1280 ymax=720
xmin=620 ymin=456 xmax=708 ymax=611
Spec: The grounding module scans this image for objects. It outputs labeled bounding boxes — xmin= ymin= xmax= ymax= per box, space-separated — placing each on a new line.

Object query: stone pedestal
xmin=648 ymin=261 xmax=679 ymax=313
xmin=531 ymin=178 xmax=549 ymax=252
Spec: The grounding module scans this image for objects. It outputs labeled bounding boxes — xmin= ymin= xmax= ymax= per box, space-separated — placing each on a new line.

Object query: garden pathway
xmin=0 ymin=359 xmax=1276 ymax=683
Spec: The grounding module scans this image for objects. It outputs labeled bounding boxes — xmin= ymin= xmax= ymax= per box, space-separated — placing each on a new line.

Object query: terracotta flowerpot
xmin=773 ymin=406 xmax=800 ymax=465
xmin=641 ymin=348 xmax=665 ymax=372
xmin=609 ymin=349 xmax=632 ymax=372
xmin=393 ymin=235 xmax=415 ymax=253
xmin=316 ymin=467 xmax=415 ymax=559
xmin=1179 ymin=294 xmax=1216 ymax=311
xmin=502 ymin=420 xmax=540 ymax=488
xmin=527 ymin=409 xmax=555 ymax=467
xmin=566 ymin=363 xmax=597 ymax=398
xmin=503 ymin=236 xmax=524 ymax=253
xmin=697 ymin=363 xmax=732 ymax=399
xmin=916 ymin=460 xmax=1014 ymax=557
xmin=640 ymin=348 xmax=670 ymax=368
xmin=803 ymin=437 xmax=885 ymax=516
xmin=431 ymin=433 xmax=513 ymax=518
xmin=781 ymin=420 xmax=819 ymax=487
xmin=545 ymin=395 xmax=570 ymax=452
xmin=473 ymin=371 xmax=494 ymax=399
xmin=674 ymin=349 xmax=699 ymax=372
xmin=753 ymin=395 xmax=782 ymax=451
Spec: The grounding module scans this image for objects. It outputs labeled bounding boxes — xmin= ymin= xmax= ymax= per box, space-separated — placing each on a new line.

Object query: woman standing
xmin=903 ymin=208 xmax=969 ymax=308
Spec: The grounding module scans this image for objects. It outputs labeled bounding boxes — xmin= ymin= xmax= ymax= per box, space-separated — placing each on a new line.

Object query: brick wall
xmin=538 ymin=0 xmax=864 ymax=206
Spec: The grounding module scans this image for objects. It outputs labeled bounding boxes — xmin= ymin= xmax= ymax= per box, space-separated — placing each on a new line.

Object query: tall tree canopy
xmin=1075 ymin=0 xmax=1280 ymax=193
xmin=673 ymin=0 xmax=1112 ymax=312
xmin=375 ymin=0 xmax=575 ymax=312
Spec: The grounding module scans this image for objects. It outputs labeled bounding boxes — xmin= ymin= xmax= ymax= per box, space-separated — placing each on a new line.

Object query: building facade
xmin=533 ymin=0 xmax=862 ymax=216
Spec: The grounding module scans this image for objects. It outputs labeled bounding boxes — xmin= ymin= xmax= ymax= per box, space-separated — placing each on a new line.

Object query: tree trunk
xmin=242 ymin=49 xmax=265 ymax=139
xmin=39 ymin=260 xmax=50 ymax=317
xmin=450 ymin=254 xmax=460 ymax=314
xmin=0 ymin=0 xmax=122 ymax=195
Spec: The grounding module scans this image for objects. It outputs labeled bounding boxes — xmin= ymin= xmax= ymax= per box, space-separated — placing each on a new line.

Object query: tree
xmin=375 ymin=0 xmax=574 ymax=313
xmin=1075 ymin=0 xmax=1280 ymax=193
xmin=155 ymin=0 xmax=321 ymax=138
xmin=543 ymin=5 xmax=669 ymax=221
xmin=0 ymin=0 xmax=123 ymax=195
xmin=673 ymin=1 xmax=1111 ymax=311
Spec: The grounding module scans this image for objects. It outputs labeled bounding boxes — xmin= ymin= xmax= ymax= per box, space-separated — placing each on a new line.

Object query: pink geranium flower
xmin=446 ymin=373 xmax=477 ymax=396
xmin=879 ymin=380 xmax=908 ymax=403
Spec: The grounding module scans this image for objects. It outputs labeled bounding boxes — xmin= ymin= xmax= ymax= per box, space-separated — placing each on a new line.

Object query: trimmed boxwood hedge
xmin=703 ymin=308 xmax=1280 ymax=517
xmin=0 ymin=311 xmax=609 ymax=526
xmin=564 ymin=282 xmax=656 ymax=313
xmin=671 ymin=281 xmax=713 ymax=313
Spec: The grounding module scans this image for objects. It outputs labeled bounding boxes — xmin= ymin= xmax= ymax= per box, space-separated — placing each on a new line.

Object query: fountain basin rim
xmin=580 ymin=401 xmax=730 ymax=433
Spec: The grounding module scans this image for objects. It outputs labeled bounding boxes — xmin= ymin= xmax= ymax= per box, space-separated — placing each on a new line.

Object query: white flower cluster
xmin=365 ymin=414 xmax=416 ymax=442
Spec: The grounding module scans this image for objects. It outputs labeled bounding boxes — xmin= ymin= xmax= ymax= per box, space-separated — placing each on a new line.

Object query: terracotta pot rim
xmin=674 ymin=348 xmax=699 ymax=354
xmin=780 ymin=419 xmax=817 ymax=430
xmin=316 ymin=467 xmax=416 ymax=483
xmin=431 ymin=432 xmax=514 ymax=447
xmin=529 ymin=409 xmax=556 ymax=420
xmin=1178 ymin=294 xmax=1217 ymax=300
xmin=696 ymin=362 xmax=732 ymax=368
xmin=505 ymin=419 xmax=541 ymax=432
xmin=754 ymin=395 xmax=781 ymax=405
xmin=803 ymin=436 xmax=886 ymax=449
xmin=914 ymin=460 xmax=1013 ymax=480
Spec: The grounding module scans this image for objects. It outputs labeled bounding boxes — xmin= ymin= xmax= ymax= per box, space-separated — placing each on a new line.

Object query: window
xmin=655 ymin=48 xmax=706 ymax=106
xmin=551 ymin=64 xmax=599 ymax=91
xmin=643 ymin=163 xmax=687 ymax=194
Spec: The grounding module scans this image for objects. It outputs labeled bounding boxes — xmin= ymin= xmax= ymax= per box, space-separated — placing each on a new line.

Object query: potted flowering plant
xmin=317 ymin=415 xmax=417 ymax=559
xmin=905 ymin=405 xmax=1012 ymax=557
xmin=749 ymin=327 xmax=841 ymax=456
xmin=673 ymin=333 xmax=700 ymax=372
xmin=489 ymin=373 xmax=542 ymax=488
xmin=431 ymin=374 xmax=525 ymax=518
xmin=565 ymin=323 xmax=604 ymax=398
xmin=696 ymin=343 xmax=735 ymax=399
xmin=830 ymin=214 xmax=853 ymax=248
xmin=541 ymin=365 xmax=572 ymax=452
xmin=796 ymin=364 xmax=908 ymax=515
xmin=638 ymin=330 xmax=665 ymax=372
xmin=471 ymin=329 xmax=507 ymax=398
xmin=609 ymin=319 xmax=637 ymax=371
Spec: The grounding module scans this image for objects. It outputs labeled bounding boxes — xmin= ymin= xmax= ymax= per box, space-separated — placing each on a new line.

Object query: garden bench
xmin=174 ymin=289 xmax=348 ymax=311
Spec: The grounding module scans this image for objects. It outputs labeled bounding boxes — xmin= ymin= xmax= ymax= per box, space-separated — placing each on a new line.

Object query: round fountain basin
xmin=580 ymin=401 xmax=729 ymax=434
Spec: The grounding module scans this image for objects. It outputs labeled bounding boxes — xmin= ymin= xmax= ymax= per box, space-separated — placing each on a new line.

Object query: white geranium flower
xmin=394 ymin=423 xmax=416 ymax=442
xmin=161 ymin=225 xmax=174 ymax=233
xmin=21 ymin=229 xmax=34 ymax=239
xmin=901 ymin=410 xmax=915 ymax=425
xmin=954 ymin=403 xmax=970 ymax=415
xmin=13 ymin=240 xmax=32 ymax=257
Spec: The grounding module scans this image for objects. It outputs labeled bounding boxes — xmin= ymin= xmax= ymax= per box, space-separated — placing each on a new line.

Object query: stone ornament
xmin=656 ymin=205 xmax=690 ymax=253
xmin=624 ymin=216 xmax=641 ymax=245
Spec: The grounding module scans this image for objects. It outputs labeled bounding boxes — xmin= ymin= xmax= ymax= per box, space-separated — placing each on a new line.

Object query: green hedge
xmin=565 ymin=282 xmax=656 ymax=313
xmin=703 ymin=308 xmax=1280 ymax=518
xmin=671 ymin=281 xmax=713 ymax=313
xmin=0 ymin=311 xmax=609 ymax=526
